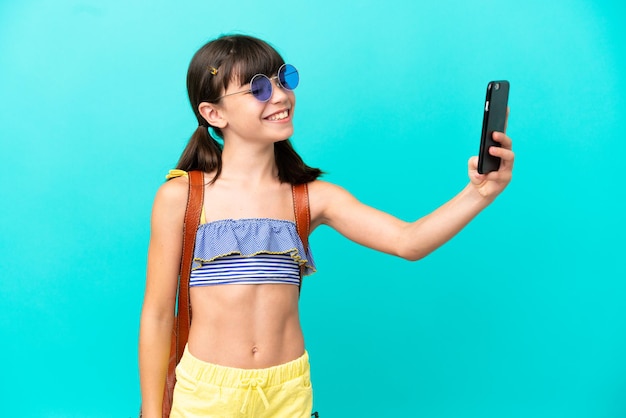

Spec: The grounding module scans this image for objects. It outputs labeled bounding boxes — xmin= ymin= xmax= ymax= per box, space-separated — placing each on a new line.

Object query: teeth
xmin=267 ymin=110 xmax=288 ymax=121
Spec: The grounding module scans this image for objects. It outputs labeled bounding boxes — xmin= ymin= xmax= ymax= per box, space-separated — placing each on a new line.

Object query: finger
xmin=492 ymin=131 xmax=512 ymax=149
xmin=468 ymin=156 xmax=485 ymax=182
xmin=468 ymin=155 xmax=479 ymax=171
xmin=487 ymin=149 xmax=515 ymax=175
xmin=483 ymin=168 xmax=512 ymax=184
xmin=489 ymin=146 xmax=515 ymax=162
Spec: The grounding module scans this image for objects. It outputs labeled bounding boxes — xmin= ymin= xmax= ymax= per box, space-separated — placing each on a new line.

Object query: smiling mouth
xmin=266 ymin=110 xmax=289 ymax=121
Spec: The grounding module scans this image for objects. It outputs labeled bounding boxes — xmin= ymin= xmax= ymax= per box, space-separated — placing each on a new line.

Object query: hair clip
xmin=208 ymin=66 xmax=218 ymax=75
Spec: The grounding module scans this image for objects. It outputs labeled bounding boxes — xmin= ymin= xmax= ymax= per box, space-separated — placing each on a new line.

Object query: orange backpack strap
xmin=161 ymin=170 xmax=204 ymax=418
xmin=177 ymin=170 xmax=204 ymax=358
xmin=291 ymin=183 xmax=310 ymax=290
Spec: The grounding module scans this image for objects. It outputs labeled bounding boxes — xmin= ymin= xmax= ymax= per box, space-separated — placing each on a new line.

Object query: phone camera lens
xmin=494 ymin=83 xmax=500 ymax=90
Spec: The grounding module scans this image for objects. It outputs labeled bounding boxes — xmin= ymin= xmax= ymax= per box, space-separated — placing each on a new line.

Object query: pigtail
xmin=275 ymin=140 xmax=322 ymax=185
xmin=174 ymin=125 xmax=222 ymax=183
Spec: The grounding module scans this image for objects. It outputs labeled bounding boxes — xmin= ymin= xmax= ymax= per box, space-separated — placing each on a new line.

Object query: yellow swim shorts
xmin=170 ymin=345 xmax=313 ymax=418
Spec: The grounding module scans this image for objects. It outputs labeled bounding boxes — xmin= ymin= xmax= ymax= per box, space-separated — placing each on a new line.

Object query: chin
xmin=276 ymin=127 xmax=294 ymax=140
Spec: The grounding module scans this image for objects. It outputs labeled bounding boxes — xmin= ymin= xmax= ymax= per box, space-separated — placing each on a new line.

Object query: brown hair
xmin=174 ymin=34 xmax=322 ymax=184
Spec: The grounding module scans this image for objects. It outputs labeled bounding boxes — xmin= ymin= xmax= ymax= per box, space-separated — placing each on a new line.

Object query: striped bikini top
xmin=190 ymin=218 xmax=316 ymax=287
xmin=165 ymin=169 xmax=316 ymax=287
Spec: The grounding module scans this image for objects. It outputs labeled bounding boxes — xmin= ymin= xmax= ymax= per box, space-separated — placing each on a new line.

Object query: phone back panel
xmin=478 ymin=81 xmax=509 ymax=174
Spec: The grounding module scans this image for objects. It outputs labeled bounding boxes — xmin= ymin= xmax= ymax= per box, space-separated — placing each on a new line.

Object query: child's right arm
xmin=138 ymin=178 xmax=188 ymax=417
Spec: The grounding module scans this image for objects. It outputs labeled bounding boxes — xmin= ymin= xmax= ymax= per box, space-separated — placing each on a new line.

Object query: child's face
xmin=218 ymin=75 xmax=297 ymax=145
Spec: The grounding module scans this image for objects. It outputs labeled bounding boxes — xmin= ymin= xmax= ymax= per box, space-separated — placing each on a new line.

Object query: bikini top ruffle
xmin=192 ymin=218 xmax=316 ymax=276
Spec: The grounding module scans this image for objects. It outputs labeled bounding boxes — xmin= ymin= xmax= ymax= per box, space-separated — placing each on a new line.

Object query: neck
xmin=219 ymin=140 xmax=279 ymax=184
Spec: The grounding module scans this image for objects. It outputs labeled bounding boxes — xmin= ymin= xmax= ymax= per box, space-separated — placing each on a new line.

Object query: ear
xmin=198 ymin=102 xmax=227 ymax=129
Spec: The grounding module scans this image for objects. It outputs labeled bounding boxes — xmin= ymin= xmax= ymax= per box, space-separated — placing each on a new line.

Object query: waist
xmin=188 ymin=284 xmax=303 ymax=369
xmin=178 ymin=344 xmax=310 ymax=387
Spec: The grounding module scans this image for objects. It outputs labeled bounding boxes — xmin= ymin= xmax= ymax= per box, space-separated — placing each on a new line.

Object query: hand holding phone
xmin=478 ymin=81 xmax=509 ymax=174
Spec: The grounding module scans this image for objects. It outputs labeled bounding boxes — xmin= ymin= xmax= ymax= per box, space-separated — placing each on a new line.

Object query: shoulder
xmin=308 ymin=179 xmax=353 ymax=202
xmin=156 ymin=176 xmax=188 ymax=203
xmin=307 ymin=180 xmax=357 ymax=226
xmin=151 ymin=176 xmax=190 ymax=224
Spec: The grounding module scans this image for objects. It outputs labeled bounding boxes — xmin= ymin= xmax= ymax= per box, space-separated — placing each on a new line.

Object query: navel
xmin=251 ymin=346 xmax=259 ymax=354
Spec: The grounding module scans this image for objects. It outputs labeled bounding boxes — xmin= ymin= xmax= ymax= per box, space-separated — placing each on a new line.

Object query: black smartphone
xmin=478 ymin=80 xmax=509 ymax=174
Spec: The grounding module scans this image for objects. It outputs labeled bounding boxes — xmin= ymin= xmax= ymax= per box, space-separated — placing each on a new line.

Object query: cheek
xmin=234 ymin=101 xmax=265 ymax=121
xmin=290 ymin=93 xmax=296 ymax=113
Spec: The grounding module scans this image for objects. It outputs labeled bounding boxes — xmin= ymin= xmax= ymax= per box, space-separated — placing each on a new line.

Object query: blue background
xmin=1 ymin=0 xmax=625 ymax=416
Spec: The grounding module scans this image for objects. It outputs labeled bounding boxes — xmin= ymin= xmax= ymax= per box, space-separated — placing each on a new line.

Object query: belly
xmin=186 ymin=284 xmax=304 ymax=369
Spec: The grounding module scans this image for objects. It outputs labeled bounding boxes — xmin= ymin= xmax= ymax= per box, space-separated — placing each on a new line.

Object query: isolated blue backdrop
xmin=1 ymin=0 xmax=625 ymax=417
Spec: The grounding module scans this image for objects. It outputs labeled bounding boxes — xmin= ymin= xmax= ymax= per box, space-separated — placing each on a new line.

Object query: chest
xmin=202 ymin=183 xmax=294 ymax=222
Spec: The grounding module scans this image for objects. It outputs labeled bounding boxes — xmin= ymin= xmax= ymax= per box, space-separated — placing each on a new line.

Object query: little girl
xmin=139 ymin=34 xmax=514 ymax=418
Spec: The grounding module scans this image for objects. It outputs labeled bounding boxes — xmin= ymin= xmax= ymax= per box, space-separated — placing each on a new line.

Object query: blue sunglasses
xmin=215 ymin=63 xmax=299 ymax=102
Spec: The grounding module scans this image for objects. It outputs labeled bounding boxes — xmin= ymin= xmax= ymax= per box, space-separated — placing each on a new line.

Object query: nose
xmin=269 ymin=78 xmax=291 ymax=103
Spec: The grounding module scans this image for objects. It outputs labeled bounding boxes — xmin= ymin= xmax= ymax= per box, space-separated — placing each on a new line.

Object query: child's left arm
xmin=310 ymin=130 xmax=514 ymax=261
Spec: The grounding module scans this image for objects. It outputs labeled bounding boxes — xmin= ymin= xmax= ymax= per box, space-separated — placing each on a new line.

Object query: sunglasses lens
xmin=250 ymin=75 xmax=272 ymax=102
xmin=279 ymin=64 xmax=299 ymax=90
